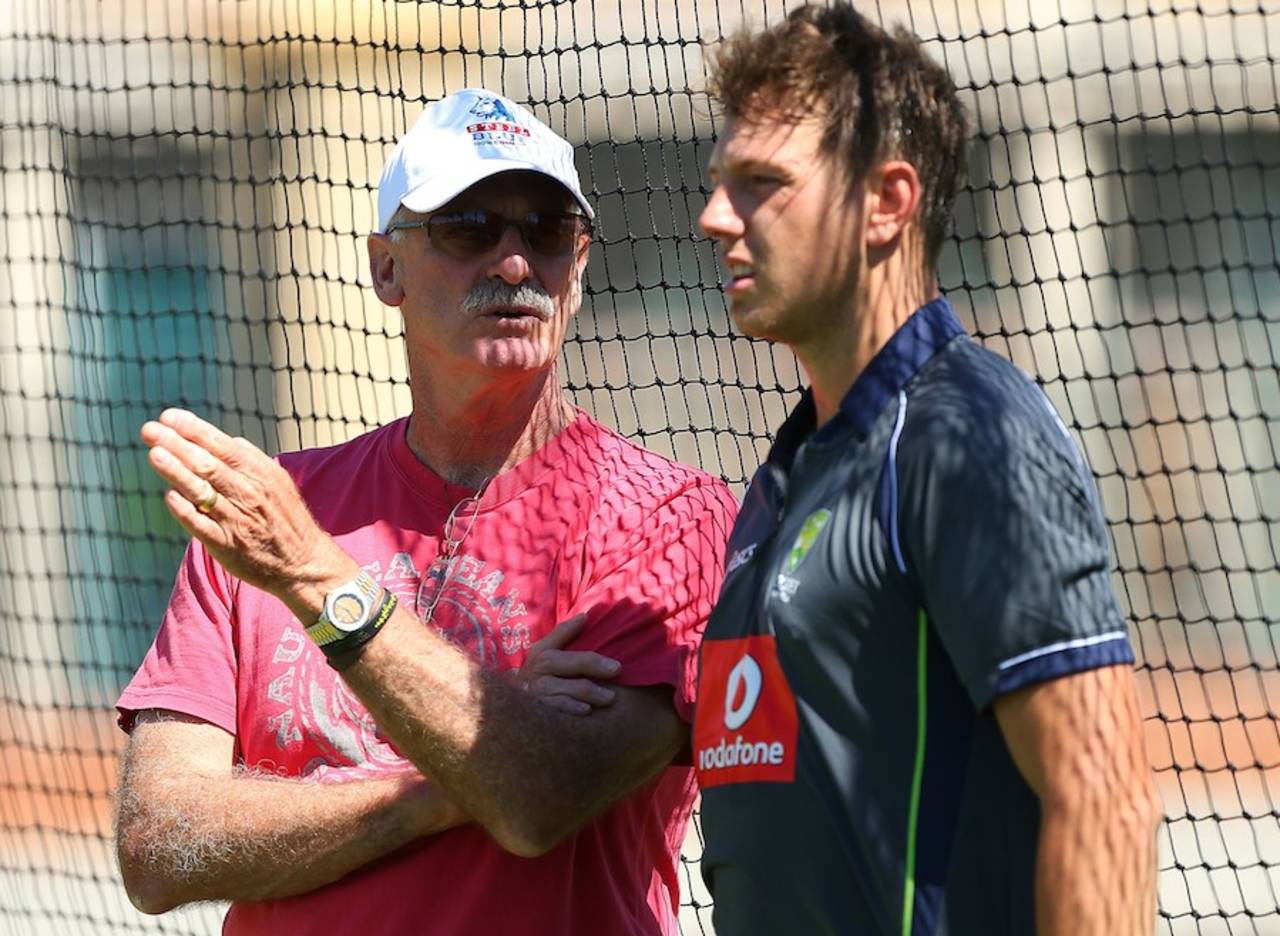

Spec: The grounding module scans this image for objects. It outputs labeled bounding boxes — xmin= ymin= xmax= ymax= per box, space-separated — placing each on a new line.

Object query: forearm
xmin=1034 ymin=786 xmax=1160 ymax=935
xmin=994 ymin=664 xmax=1162 ymax=936
xmin=338 ymin=611 xmax=682 ymax=856
xmin=117 ymin=765 xmax=463 ymax=913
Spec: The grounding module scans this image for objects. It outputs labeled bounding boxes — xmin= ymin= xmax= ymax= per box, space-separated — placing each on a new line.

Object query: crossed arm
xmin=118 ymin=410 xmax=693 ymax=911
xmin=994 ymin=663 xmax=1163 ymax=936
xmin=116 ymin=613 xmax=652 ymax=914
xmin=117 ymin=711 xmax=463 ymax=913
xmin=338 ymin=621 xmax=687 ymax=858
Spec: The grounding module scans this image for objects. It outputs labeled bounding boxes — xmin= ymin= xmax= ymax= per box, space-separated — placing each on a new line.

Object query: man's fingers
xmin=158 ymin=408 xmax=245 ymax=465
xmin=516 ymin=610 xmax=620 ymax=717
xmin=143 ymin=420 xmax=216 ymax=477
xmin=521 ymin=615 xmax=621 ymax=695
xmin=533 ymin=648 xmax=621 ymax=680
xmin=147 ymin=438 xmax=233 ymax=518
xmin=155 ymin=409 xmax=275 ymax=476
xmin=161 ymin=487 xmax=229 ymax=544
xmin=143 ymin=412 xmax=275 ymax=517
xmin=530 ymin=675 xmax=616 ymax=706
xmin=143 ymin=419 xmax=222 ymax=481
xmin=140 ymin=410 xmax=338 ymax=599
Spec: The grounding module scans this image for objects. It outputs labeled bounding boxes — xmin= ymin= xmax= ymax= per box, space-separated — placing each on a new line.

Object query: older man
xmin=115 ymin=88 xmax=737 ymax=935
xmin=692 ymin=5 xmax=1161 ymax=936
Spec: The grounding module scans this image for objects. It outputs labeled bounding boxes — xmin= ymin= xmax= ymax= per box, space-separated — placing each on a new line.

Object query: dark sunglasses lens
xmin=425 ymin=210 xmax=587 ymax=257
xmin=522 ymin=213 xmax=584 ymax=256
xmin=428 ymin=212 xmax=503 ymax=256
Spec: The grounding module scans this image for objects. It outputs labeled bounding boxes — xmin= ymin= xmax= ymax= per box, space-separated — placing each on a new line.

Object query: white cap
xmin=376 ymin=89 xmax=593 ymax=233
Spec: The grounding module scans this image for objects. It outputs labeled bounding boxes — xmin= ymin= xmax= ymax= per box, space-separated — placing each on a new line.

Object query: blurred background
xmin=1 ymin=0 xmax=1277 ymax=933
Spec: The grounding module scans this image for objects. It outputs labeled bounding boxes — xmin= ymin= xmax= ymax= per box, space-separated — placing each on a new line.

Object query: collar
xmin=386 ymin=408 xmax=599 ymax=510
xmin=769 ymin=296 xmax=966 ymax=470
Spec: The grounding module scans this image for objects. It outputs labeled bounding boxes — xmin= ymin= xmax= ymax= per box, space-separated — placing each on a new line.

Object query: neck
xmin=404 ymin=363 xmax=575 ymax=488
xmin=798 ymin=253 xmax=934 ymax=428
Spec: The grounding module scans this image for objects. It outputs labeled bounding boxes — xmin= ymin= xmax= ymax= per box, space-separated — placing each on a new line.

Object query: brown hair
xmin=707 ymin=2 xmax=968 ymax=269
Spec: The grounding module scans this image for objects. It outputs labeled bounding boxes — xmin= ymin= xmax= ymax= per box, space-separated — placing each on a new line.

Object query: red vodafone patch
xmin=694 ymin=635 xmax=798 ymax=787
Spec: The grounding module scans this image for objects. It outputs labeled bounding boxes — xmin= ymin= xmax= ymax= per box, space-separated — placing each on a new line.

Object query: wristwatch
xmin=306 ymin=570 xmax=383 ymax=649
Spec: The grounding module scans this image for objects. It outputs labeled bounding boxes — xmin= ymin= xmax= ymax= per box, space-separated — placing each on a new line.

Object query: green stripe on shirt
xmin=902 ymin=608 xmax=928 ymax=936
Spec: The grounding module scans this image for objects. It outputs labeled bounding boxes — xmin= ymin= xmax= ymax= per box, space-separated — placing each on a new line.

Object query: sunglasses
xmin=385 ymin=209 xmax=592 ymax=258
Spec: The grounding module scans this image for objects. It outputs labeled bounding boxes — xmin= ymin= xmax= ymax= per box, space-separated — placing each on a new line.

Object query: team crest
xmin=468 ymin=95 xmax=519 ymax=124
xmin=466 ymin=95 xmax=532 ymax=141
xmin=783 ymin=509 xmax=831 ymax=573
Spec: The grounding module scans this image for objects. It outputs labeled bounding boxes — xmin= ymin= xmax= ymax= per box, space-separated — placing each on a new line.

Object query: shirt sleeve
xmin=568 ymin=479 xmax=738 ymax=723
xmin=116 ymin=539 xmax=239 ymax=735
xmin=897 ymin=395 xmax=1133 ymax=711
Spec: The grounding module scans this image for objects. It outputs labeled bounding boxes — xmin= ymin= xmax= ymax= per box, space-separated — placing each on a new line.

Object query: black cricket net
xmin=0 ymin=1 xmax=1277 ymax=932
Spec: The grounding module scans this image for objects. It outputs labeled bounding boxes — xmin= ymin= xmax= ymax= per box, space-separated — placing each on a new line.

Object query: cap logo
xmin=468 ymin=96 xmax=518 ymax=122
xmin=466 ymin=95 xmax=532 ymax=141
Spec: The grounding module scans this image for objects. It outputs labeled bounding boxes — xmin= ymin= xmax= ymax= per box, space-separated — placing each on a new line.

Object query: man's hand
xmin=140 ymin=409 xmax=356 ymax=614
xmin=514 ymin=614 xmax=622 ymax=716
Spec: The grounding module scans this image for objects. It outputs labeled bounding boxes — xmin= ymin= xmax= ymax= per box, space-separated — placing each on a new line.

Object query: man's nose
xmin=486 ymin=225 xmax=535 ymax=285
xmin=699 ymin=185 xmax=744 ymax=242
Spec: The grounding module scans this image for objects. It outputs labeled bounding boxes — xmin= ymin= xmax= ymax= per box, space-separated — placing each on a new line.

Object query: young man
xmin=115 ymin=88 xmax=738 ymax=935
xmin=692 ymin=6 xmax=1162 ymax=935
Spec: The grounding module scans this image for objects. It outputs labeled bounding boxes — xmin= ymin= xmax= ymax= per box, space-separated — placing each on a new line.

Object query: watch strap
xmin=306 ymin=617 xmax=348 ymax=648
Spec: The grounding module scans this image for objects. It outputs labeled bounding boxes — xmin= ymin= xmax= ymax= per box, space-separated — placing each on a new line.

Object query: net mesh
xmin=1 ymin=0 xmax=1278 ymax=932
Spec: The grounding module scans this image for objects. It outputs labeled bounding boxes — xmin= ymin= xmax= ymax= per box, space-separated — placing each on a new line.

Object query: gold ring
xmin=195 ymin=483 xmax=219 ymax=514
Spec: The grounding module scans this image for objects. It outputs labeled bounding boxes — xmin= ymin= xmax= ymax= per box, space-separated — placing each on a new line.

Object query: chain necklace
xmin=414 ymin=478 xmax=491 ymax=626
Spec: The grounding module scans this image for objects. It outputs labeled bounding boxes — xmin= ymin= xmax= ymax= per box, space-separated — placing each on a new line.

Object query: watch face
xmin=330 ymin=593 xmax=369 ymax=631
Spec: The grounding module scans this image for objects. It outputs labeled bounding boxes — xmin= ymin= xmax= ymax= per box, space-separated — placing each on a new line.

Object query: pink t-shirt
xmin=117 ymin=411 xmax=738 ymax=936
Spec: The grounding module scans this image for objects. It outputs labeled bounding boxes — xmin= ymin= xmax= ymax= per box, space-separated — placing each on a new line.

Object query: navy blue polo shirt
xmin=693 ymin=297 xmax=1134 ymax=936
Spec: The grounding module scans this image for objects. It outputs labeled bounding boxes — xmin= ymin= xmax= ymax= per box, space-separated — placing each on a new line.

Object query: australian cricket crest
xmin=774 ymin=508 xmax=831 ymax=603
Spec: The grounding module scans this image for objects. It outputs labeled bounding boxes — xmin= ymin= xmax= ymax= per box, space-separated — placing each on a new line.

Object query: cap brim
xmin=395 ymin=159 xmax=594 ymax=227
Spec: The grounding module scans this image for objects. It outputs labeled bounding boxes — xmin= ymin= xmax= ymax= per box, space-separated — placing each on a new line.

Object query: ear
xmin=368 ymin=233 xmax=406 ymax=306
xmin=566 ymin=234 xmax=591 ymax=317
xmin=864 ymin=160 xmax=922 ymax=251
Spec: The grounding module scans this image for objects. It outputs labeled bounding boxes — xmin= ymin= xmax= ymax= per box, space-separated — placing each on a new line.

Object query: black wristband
xmin=322 ymin=588 xmax=398 ymax=671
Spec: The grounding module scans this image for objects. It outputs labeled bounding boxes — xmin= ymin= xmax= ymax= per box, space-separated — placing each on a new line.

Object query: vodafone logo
xmin=724 ymin=654 xmax=762 ymax=730
xmin=694 ymin=635 xmax=798 ymax=787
